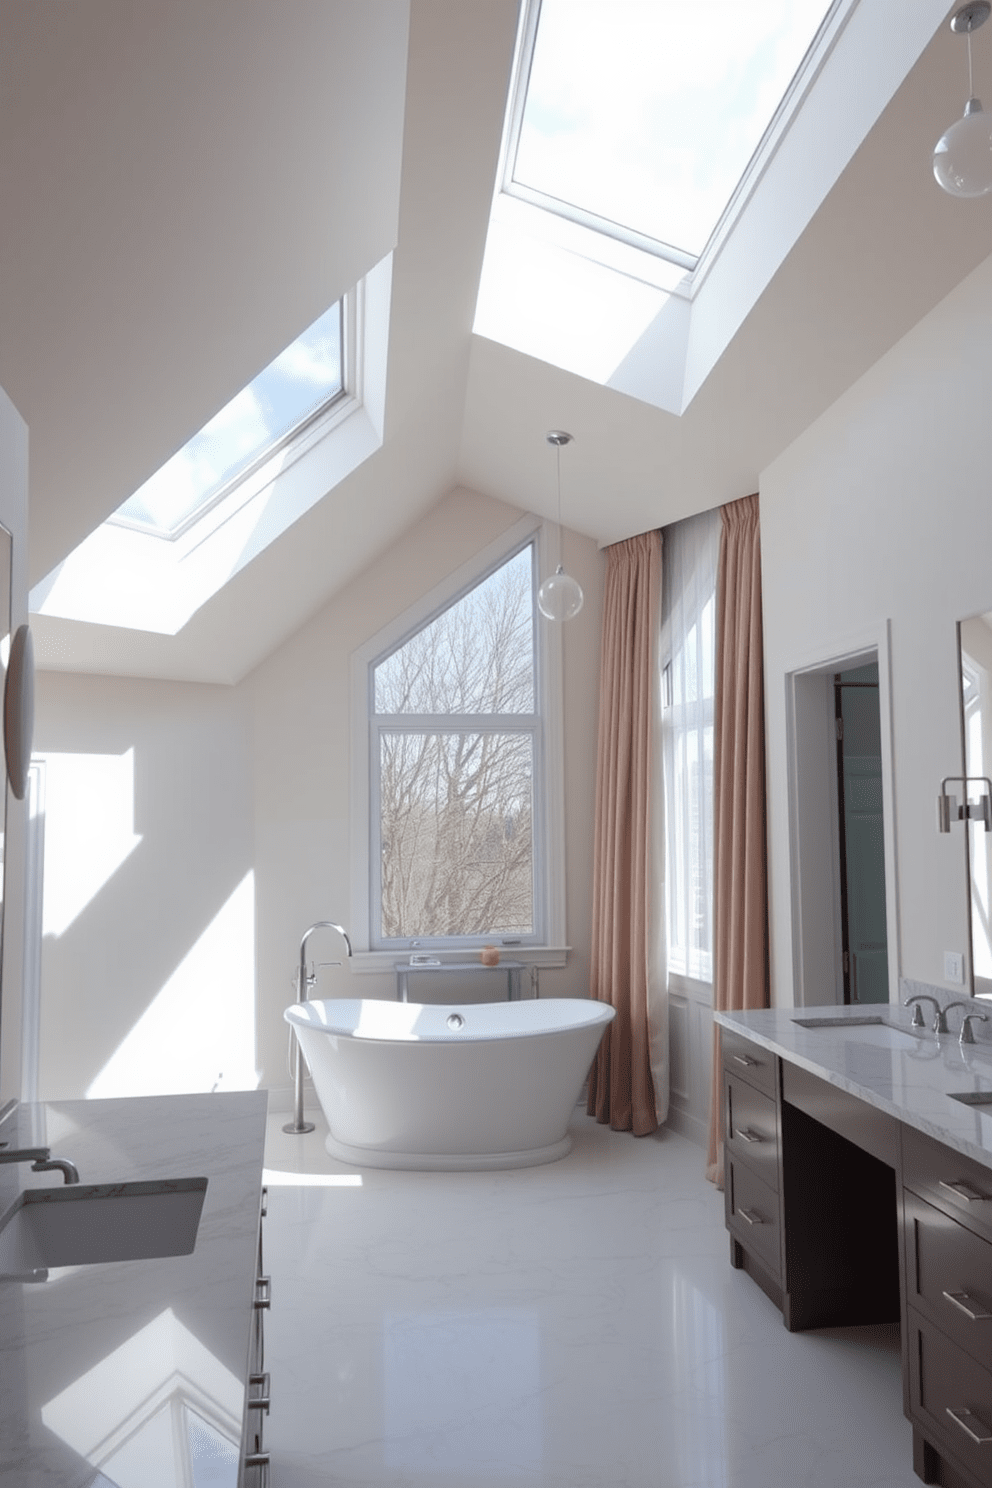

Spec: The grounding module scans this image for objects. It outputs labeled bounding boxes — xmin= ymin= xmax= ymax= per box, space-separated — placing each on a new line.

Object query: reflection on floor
xmin=262 ymin=1108 xmax=919 ymax=1488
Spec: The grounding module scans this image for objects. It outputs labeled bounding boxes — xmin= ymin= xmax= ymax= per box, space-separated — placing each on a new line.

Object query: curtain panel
xmin=587 ymin=530 xmax=664 ymax=1136
xmin=706 ymin=493 xmax=769 ymax=1186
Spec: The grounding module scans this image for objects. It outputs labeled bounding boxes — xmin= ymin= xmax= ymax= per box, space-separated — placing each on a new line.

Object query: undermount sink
xmin=0 ymin=1176 xmax=208 ymax=1281
xmin=791 ymin=1016 xmax=922 ymax=1051
xmin=948 ymin=1090 xmax=992 ymax=1108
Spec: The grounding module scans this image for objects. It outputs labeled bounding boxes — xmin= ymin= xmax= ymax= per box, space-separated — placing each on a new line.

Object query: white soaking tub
xmin=283 ymin=997 xmax=615 ymax=1170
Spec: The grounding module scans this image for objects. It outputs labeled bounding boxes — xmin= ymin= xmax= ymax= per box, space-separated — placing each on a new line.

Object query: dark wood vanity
xmin=722 ymin=1022 xmax=992 ymax=1488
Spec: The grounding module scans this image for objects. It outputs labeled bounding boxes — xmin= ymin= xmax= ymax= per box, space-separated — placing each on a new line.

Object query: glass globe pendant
xmin=537 ymin=431 xmax=584 ymax=622
xmin=934 ymin=4 xmax=992 ymax=198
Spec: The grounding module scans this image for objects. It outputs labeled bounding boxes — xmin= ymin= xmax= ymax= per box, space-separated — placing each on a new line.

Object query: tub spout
xmin=284 ymin=921 xmax=352 ymax=1135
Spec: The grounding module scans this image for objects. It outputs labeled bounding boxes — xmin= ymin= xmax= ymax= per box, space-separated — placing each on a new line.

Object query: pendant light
xmin=537 ymin=431 xmax=584 ymax=622
xmin=934 ymin=2 xmax=992 ymax=197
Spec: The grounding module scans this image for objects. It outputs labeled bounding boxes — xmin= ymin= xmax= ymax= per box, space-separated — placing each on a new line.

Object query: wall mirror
xmin=0 ymin=525 xmax=12 ymax=1045
xmin=958 ymin=613 xmax=992 ymax=998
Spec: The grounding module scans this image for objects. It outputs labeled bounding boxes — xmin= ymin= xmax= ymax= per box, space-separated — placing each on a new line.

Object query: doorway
xmin=787 ymin=641 xmax=896 ymax=1008
xmin=833 ymin=664 xmax=889 ymax=1004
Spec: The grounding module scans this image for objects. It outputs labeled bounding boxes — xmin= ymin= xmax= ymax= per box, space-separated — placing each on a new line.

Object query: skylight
xmin=31 ymin=254 xmax=393 ymax=636
xmin=112 ymin=300 xmax=344 ymax=538
xmin=508 ymin=0 xmax=835 ymax=266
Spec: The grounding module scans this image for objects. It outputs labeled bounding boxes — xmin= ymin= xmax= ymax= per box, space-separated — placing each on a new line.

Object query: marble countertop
xmin=0 ymin=1089 xmax=268 ymax=1488
xmin=715 ymin=1003 xmax=992 ymax=1171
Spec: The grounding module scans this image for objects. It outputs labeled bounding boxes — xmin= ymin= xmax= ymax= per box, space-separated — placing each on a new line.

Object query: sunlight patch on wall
xmin=474 ymin=199 xmax=673 ymax=386
xmin=41 ymin=750 xmax=143 ymax=938
xmin=86 ymin=872 xmax=259 ymax=1098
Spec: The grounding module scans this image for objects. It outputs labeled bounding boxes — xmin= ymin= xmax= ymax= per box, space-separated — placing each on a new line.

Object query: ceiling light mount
xmin=935 ymin=3 xmax=992 ymax=196
xmin=538 ymin=430 xmax=583 ymax=623
xmin=951 ymin=3 xmax=990 ymax=35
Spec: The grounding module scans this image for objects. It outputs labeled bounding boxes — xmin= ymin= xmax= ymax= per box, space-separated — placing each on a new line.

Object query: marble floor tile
xmin=261 ymin=1108 xmax=920 ymax=1487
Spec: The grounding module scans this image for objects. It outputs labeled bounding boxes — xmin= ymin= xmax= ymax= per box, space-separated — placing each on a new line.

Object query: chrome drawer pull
xmin=244 ymin=1451 xmax=271 ymax=1484
xmin=940 ymin=1178 xmax=990 ymax=1204
xmin=943 ymin=1290 xmax=992 ymax=1321
xmin=946 ymin=1407 xmax=992 ymax=1444
xmin=737 ymin=1128 xmax=765 ymax=1144
xmin=732 ymin=1054 xmax=757 ymax=1068
xmin=254 ymin=1276 xmax=271 ymax=1310
xmin=248 ymin=1371 xmax=271 ymax=1412
xmin=261 ymin=1186 xmax=268 ymax=1218
xmin=738 ymin=1207 xmax=764 ymax=1226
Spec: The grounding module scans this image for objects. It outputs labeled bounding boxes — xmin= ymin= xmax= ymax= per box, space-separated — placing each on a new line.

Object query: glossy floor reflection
xmin=262 ymin=1108 xmax=919 ymax=1487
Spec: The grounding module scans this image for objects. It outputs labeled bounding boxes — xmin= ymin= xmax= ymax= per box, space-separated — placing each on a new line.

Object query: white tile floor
xmin=261 ymin=1107 xmax=921 ymax=1488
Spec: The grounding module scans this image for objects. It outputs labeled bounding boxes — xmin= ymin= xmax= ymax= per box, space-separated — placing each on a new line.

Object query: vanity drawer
xmin=906 ymin=1191 xmax=992 ymax=1370
xmin=721 ymin=1029 xmax=778 ymax=1100
xmin=910 ymin=1311 xmax=992 ymax=1488
xmin=726 ymin=1154 xmax=781 ymax=1280
xmin=725 ymin=1074 xmax=780 ymax=1193
xmin=904 ymin=1126 xmax=992 ymax=1244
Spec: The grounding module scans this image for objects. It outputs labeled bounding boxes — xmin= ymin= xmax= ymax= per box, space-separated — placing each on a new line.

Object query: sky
xmin=115 ymin=301 xmax=343 ymax=536
xmin=514 ymin=0 xmax=831 ymax=258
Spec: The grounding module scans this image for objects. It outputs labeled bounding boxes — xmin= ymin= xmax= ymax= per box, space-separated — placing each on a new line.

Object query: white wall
xmin=34 ymin=674 xmax=253 ymax=1099
xmin=761 ymin=250 xmax=992 ymax=1006
xmin=34 ymin=487 xmax=604 ymax=1099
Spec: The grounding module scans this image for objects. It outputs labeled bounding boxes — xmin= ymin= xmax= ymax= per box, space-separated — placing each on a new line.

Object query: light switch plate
xmin=945 ymin=950 xmax=965 ymax=984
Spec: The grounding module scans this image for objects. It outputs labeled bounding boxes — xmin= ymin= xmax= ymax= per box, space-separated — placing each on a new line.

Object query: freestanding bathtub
xmin=283 ymin=997 xmax=616 ymax=1170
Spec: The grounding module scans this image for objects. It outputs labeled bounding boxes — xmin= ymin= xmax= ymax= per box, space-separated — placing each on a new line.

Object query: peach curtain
xmin=706 ymin=494 xmax=769 ymax=1185
xmin=587 ymin=530 xmax=663 ymax=1136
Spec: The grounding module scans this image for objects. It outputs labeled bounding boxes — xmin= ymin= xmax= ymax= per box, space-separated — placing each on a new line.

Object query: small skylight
xmin=508 ymin=0 xmax=834 ymax=266
xmin=112 ymin=300 xmax=344 ymax=538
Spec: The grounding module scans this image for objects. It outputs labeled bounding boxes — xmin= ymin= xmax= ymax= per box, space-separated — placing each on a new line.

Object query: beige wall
xmin=0 ymin=386 xmax=30 ymax=1108
xmin=34 ymin=487 xmax=605 ymax=1099
xmin=761 ymin=251 xmax=992 ymax=1007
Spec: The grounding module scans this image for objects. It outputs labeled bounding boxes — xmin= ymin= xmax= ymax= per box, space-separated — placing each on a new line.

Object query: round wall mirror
xmin=4 ymin=624 xmax=34 ymax=801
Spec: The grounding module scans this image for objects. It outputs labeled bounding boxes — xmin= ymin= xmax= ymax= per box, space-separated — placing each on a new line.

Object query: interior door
xmin=835 ymin=665 xmax=889 ymax=1004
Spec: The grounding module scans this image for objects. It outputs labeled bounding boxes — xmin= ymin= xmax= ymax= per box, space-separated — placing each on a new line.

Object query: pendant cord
xmin=970 ymin=28 xmax=975 ymax=97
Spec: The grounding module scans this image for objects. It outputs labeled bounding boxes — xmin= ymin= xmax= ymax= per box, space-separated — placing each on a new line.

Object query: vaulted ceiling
xmin=1 ymin=0 xmax=988 ymax=683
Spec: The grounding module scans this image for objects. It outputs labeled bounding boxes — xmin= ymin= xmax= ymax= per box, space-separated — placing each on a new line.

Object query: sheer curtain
xmin=660 ymin=508 xmax=720 ymax=989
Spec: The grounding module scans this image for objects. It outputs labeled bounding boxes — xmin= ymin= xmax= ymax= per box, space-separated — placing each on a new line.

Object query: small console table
xmin=393 ymin=959 xmax=526 ymax=1003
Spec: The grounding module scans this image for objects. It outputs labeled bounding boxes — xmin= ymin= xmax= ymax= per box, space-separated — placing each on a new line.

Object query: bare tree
xmin=375 ymin=550 xmax=536 ymax=938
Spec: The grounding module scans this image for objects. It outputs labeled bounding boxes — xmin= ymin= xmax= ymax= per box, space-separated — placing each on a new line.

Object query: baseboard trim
xmin=663 ymin=1103 xmax=708 ymax=1148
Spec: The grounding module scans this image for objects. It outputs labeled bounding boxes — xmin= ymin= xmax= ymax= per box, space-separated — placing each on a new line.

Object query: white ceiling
xmin=4 ymin=0 xmax=990 ymax=684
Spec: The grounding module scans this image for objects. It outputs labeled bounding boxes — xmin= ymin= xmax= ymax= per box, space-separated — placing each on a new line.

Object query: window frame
xmin=349 ymin=515 xmax=567 ymax=970
xmin=107 ymin=300 xmax=348 ymax=542
xmin=497 ymin=0 xmax=854 ymax=289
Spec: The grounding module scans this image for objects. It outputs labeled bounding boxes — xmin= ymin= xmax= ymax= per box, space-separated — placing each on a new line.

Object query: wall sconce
xmin=937 ymin=774 xmax=992 ymax=832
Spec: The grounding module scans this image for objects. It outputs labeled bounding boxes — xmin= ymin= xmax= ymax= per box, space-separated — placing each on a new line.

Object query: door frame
xmin=783 ymin=622 xmax=901 ymax=1008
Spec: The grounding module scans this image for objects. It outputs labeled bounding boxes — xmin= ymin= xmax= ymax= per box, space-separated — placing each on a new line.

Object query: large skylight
xmin=508 ymin=0 xmax=835 ymax=265
xmin=112 ymin=300 xmax=344 ymax=537
xmin=31 ymin=254 xmax=393 ymax=636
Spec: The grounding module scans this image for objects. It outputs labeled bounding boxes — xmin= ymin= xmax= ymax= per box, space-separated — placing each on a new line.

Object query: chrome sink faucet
xmin=904 ymin=993 xmax=949 ymax=1034
xmin=945 ymin=999 xmax=990 ymax=1046
xmin=0 ymin=1145 xmax=79 ymax=1183
xmin=0 ymin=1100 xmax=79 ymax=1184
